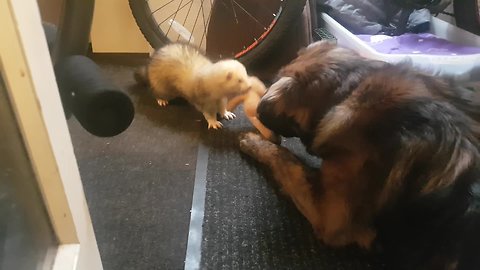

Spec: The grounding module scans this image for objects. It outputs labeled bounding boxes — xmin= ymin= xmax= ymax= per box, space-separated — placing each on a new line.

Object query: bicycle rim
xmin=141 ymin=0 xmax=288 ymax=59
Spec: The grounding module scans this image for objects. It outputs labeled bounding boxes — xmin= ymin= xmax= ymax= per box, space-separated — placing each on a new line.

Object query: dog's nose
xmin=257 ymin=95 xmax=271 ymax=114
xmin=256 ymin=98 xmax=275 ymax=127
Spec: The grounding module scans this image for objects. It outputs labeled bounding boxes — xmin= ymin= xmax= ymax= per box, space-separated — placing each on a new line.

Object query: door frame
xmin=0 ymin=0 xmax=103 ymax=269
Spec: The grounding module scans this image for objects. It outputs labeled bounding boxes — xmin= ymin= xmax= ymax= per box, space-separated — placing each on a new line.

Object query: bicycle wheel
xmin=129 ymin=0 xmax=307 ymax=66
xmin=454 ymin=0 xmax=480 ymax=35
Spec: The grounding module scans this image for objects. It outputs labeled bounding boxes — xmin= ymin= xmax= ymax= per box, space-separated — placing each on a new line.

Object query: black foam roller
xmin=55 ymin=55 xmax=134 ymax=137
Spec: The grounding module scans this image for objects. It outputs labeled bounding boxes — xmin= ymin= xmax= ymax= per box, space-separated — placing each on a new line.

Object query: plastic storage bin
xmin=320 ymin=13 xmax=480 ymax=82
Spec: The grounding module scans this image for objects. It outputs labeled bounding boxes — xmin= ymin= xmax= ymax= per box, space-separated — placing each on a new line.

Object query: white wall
xmin=91 ymin=0 xmax=151 ymax=53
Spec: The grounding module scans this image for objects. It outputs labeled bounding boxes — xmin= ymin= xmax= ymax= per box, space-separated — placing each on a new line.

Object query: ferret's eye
xmin=238 ymin=79 xmax=243 ymax=83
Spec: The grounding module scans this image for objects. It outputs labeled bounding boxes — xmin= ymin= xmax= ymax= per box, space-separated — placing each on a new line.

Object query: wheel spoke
xmin=177 ymin=0 xmax=195 ymax=41
xmin=151 ymin=0 xmax=176 ymax=15
xmin=199 ymin=1 xmax=207 ymax=47
xmin=230 ymin=0 xmax=239 ymax=24
xmin=157 ymin=1 xmax=193 ymax=25
xmin=231 ymin=0 xmax=267 ymax=30
xmin=188 ymin=0 xmax=205 ymax=43
xmin=201 ymin=1 xmax=207 ymax=30
xmin=166 ymin=0 xmax=186 ymax=37
xmin=200 ymin=1 xmax=214 ymax=48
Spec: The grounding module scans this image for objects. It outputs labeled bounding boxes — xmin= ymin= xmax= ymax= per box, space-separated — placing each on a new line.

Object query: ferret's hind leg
xmin=150 ymin=79 xmax=174 ymax=107
xmin=219 ymin=98 xmax=236 ymax=120
xmin=156 ymin=99 xmax=169 ymax=106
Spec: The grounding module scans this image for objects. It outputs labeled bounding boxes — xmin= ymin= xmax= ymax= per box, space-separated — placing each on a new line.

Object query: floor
xmin=66 ymin=16 xmax=311 ymax=270
xmin=68 ymin=58 xmax=383 ymax=270
xmin=68 ymin=61 xmax=200 ymax=270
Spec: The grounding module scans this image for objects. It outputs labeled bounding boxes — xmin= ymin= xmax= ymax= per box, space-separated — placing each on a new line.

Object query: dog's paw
xmin=239 ymin=132 xmax=264 ymax=156
xmin=207 ymin=120 xmax=223 ymax=130
xmin=239 ymin=132 xmax=263 ymax=142
xmin=157 ymin=99 xmax=169 ymax=106
xmin=222 ymin=111 xmax=236 ymax=120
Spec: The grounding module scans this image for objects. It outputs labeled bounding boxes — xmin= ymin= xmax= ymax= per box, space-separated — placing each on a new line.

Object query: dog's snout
xmin=257 ymin=98 xmax=298 ymax=138
xmin=256 ymin=98 xmax=272 ymax=124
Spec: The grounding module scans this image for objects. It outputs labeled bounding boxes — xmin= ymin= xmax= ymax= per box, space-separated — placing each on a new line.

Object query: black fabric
xmin=317 ymin=0 xmax=435 ymax=35
xmin=200 ymin=113 xmax=384 ymax=269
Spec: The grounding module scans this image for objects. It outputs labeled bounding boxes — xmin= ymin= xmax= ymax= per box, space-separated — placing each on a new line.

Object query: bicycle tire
xmin=453 ymin=0 xmax=480 ymax=35
xmin=128 ymin=0 xmax=307 ymax=66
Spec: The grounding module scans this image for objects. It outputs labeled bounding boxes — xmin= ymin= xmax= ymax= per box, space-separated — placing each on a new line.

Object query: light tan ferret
xmin=135 ymin=43 xmax=251 ymax=129
xmin=227 ymin=76 xmax=279 ymax=142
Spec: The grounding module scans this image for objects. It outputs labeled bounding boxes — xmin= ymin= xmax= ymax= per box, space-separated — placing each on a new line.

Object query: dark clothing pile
xmin=317 ymin=0 xmax=451 ymax=35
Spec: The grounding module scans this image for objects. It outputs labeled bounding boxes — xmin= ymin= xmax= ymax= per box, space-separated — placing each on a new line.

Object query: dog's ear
xmin=261 ymin=77 xmax=300 ymax=110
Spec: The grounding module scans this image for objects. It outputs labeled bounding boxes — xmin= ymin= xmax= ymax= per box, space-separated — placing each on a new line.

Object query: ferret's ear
xmin=226 ymin=72 xmax=233 ymax=81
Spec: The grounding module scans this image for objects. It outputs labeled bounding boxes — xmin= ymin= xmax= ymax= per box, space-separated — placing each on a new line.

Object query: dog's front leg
xmin=239 ymin=132 xmax=375 ymax=249
xmin=239 ymin=132 xmax=322 ymax=229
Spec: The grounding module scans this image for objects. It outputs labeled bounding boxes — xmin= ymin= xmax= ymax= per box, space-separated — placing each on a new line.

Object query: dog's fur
xmin=239 ymin=41 xmax=480 ymax=270
xmin=135 ymin=43 xmax=251 ymax=129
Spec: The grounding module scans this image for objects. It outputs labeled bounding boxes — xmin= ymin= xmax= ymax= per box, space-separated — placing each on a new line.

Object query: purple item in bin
xmin=357 ymin=33 xmax=480 ymax=55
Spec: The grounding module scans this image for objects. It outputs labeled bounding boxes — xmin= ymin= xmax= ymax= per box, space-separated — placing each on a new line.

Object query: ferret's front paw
xmin=222 ymin=111 xmax=236 ymax=120
xmin=207 ymin=120 xmax=223 ymax=130
xmin=157 ymin=99 xmax=169 ymax=106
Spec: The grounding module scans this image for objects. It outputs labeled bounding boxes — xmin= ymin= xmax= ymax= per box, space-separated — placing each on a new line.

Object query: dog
xmin=239 ymin=41 xmax=480 ymax=270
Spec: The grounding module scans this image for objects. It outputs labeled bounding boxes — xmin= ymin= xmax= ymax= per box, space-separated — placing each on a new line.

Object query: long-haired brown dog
xmin=239 ymin=41 xmax=480 ymax=270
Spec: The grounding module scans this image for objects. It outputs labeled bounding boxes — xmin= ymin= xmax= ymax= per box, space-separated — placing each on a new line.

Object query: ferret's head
xmin=209 ymin=59 xmax=251 ymax=97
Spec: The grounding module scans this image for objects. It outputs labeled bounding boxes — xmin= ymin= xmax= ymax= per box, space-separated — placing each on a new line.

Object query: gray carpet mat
xmin=200 ymin=112 xmax=385 ymax=269
xmin=69 ymin=62 xmax=385 ymax=270
xmin=68 ymin=64 xmax=202 ymax=270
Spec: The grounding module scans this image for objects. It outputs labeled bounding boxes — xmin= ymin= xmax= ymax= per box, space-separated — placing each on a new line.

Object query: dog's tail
xmin=134 ymin=65 xmax=149 ymax=86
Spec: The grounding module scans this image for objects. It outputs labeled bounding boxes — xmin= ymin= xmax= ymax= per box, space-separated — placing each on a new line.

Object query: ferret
xmin=227 ymin=76 xmax=280 ymax=143
xmin=134 ymin=43 xmax=251 ymax=129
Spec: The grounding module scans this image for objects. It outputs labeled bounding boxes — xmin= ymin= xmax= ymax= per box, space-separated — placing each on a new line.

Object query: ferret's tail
xmin=134 ymin=66 xmax=149 ymax=86
xmin=249 ymin=76 xmax=267 ymax=96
